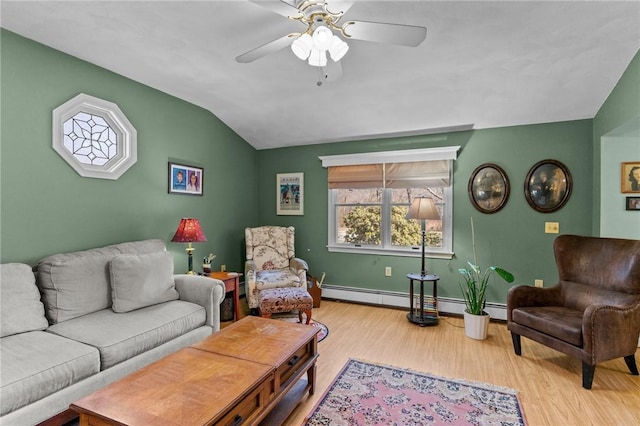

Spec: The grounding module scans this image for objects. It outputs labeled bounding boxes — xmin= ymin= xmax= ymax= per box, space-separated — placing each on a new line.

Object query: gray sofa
xmin=0 ymin=239 xmax=226 ymax=425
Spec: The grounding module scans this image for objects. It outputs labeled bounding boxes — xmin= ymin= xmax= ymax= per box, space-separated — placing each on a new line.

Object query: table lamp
xmin=171 ymin=218 xmax=207 ymax=274
xmin=406 ymin=197 xmax=440 ymax=276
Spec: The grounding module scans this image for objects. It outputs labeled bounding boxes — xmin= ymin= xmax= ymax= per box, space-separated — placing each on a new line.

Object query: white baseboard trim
xmin=320 ymin=284 xmax=508 ymax=321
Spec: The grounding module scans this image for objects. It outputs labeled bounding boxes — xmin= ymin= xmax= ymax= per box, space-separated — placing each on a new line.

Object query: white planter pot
xmin=464 ymin=310 xmax=490 ymax=340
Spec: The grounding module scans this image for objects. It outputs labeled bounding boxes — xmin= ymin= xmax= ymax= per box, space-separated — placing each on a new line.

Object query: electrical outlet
xmin=545 ymin=222 xmax=559 ymax=233
xmin=220 ymin=264 xmax=226 ymax=272
xmin=385 ymin=267 xmax=392 ymax=277
xmin=534 ymin=279 xmax=544 ymax=288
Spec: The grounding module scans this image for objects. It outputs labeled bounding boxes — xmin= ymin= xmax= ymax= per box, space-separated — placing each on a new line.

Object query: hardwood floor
xmin=227 ymin=299 xmax=640 ymax=426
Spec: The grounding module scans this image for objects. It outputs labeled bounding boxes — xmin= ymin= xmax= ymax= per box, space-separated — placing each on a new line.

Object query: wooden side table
xmin=207 ymin=272 xmax=242 ymax=322
xmin=407 ymin=273 xmax=439 ymax=326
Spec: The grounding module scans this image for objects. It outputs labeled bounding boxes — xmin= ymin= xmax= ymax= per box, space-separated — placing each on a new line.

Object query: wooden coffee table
xmin=71 ymin=316 xmax=319 ymax=425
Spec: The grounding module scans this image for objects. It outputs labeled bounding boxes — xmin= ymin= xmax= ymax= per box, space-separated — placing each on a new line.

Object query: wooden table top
xmin=70 ymin=348 xmax=272 ymax=426
xmin=191 ymin=316 xmax=319 ymax=368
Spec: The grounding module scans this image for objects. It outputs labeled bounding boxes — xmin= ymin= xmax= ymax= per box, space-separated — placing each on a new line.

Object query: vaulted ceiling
xmin=2 ymin=1 xmax=639 ymax=149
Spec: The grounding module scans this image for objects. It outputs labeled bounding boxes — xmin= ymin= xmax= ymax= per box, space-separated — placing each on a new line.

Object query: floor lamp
xmin=406 ymin=197 xmax=441 ymax=276
xmin=171 ymin=218 xmax=207 ymax=274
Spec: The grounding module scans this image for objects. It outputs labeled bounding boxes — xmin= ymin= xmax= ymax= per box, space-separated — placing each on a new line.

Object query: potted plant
xmin=458 ymin=218 xmax=514 ymax=340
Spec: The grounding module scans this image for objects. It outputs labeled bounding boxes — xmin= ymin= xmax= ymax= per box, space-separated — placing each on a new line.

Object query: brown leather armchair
xmin=507 ymin=235 xmax=640 ymax=389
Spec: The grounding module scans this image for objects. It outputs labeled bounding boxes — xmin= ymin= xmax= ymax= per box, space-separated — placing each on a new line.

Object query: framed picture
xmin=168 ymin=162 xmax=203 ymax=196
xmin=621 ymin=162 xmax=640 ymax=193
xmin=468 ymin=163 xmax=510 ymax=214
xmin=524 ymin=159 xmax=572 ymax=213
xmin=626 ymin=197 xmax=640 ymax=211
xmin=277 ymin=172 xmax=304 ymax=215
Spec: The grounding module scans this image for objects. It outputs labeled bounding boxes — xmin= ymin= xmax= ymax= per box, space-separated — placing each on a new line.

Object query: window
xmin=52 ymin=93 xmax=137 ymax=180
xmin=320 ymin=146 xmax=459 ymax=258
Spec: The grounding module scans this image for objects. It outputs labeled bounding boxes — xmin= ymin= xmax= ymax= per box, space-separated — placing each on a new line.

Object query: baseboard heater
xmin=320 ymin=283 xmax=508 ymax=321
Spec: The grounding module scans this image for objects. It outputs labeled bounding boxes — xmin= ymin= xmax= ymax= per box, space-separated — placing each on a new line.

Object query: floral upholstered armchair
xmin=244 ymin=226 xmax=309 ymax=311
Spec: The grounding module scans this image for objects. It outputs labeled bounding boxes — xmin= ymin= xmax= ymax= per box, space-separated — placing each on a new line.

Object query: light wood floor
xmin=227 ymin=299 xmax=640 ymax=426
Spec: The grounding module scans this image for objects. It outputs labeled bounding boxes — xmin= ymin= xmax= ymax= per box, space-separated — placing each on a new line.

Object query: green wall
xmin=592 ymin=49 xmax=640 ymax=234
xmin=256 ymin=120 xmax=594 ymax=303
xmin=0 ymin=30 xmax=258 ymax=272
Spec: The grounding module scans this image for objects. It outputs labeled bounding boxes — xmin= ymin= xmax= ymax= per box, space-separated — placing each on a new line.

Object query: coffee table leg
xmin=307 ymin=363 xmax=317 ymax=395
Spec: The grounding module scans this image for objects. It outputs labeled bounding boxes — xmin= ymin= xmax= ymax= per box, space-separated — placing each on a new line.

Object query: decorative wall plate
xmin=524 ymin=159 xmax=572 ymax=213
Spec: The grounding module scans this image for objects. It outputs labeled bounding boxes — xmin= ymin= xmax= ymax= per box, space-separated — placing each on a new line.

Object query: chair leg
xmin=624 ymin=354 xmax=639 ymax=375
xmin=582 ymin=362 xmax=596 ymax=389
xmin=510 ymin=332 xmax=522 ymax=356
xmin=298 ymin=309 xmax=312 ymax=325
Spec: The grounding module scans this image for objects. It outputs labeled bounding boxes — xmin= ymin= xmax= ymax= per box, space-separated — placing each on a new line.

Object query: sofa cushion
xmin=35 ymin=239 xmax=166 ymax=324
xmin=110 ymin=251 xmax=179 ymax=313
xmin=0 ymin=331 xmax=100 ymax=416
xmin=46 ymin=300 xmax=206 ymax=370
xmin=0 ymin=263 xmax=49 ymax=337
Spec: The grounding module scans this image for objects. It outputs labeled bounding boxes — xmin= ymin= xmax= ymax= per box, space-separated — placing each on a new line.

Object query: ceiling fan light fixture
xmin=328 ymin=35 xmax=349 ymax=61
xmin=308 ymin=47 xmax=327 ymax=67
xmin=312 ymin=26 xmax=333 ymax=50
xmin=291 ymin=33 xmax=313 ymax=60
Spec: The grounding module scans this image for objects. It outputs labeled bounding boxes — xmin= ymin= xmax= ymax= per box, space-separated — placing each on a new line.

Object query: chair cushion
xmin=0 ymin=263 xmax=48 ymax=337
xmin=246 ymin=226 xmax=294 ymax=270
xmin=512 ymin=306 xmax=584 ymax=346
xmin=259 ymin=287 xmax=313 ymax=315
xmin=255 ymin=269 xmax=302 ymax=290
xmin=36 ymin=239 xmax=167 ymax=324
xmin=110 ymin=251 xmax=179 ymax=313
xmin=0 ymin=331 xmax=100 ymax=415
xmin=46 ymin=300 xmax=206 ymax=370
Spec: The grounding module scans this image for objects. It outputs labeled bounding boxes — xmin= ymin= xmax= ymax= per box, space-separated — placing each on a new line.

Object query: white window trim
xmin=52 ymin=93 xmax=137 ymax=180
xmin=321 ymin=146 xmax=460 ymax=259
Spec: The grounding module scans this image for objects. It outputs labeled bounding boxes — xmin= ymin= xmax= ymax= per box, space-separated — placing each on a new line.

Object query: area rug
xmin=273 ymin=314 xmax=328 ymax=343
xmin=304 ymin=359 xmax=526 ymax=426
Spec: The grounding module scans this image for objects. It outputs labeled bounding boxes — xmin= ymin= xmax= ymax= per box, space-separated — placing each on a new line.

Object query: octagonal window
xmin=52 ymin=93 xmax=136 ymax=180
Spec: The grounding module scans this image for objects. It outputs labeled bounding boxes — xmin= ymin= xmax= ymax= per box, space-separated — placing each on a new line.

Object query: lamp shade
xmin=312 ymin=26 xmax=333 ymax=50
xmin=291 ymin=33 xmax=313 ymax=60
xmin=406 ymin=197 xmax=440 ymax=221
xmin=328 ymin=35 xmax=349 ymax=61
xmin=308 ymin=47 xmax=327 ymax=67
xmin=171 ymin=218 xmax=207 ymax=243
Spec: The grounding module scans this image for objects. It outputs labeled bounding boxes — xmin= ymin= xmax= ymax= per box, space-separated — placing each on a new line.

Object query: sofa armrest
xmin=244 ymin=260 xmax=258 ymax=309
xmin=174 ymin=274 xmax=225 ymax=332
xmin=507 ymin=284 xmax=562 ymax=322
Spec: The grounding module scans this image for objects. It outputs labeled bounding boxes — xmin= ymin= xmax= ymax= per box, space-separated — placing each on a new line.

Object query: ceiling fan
xmin=236 ymin=0 xmax=427 ymax=81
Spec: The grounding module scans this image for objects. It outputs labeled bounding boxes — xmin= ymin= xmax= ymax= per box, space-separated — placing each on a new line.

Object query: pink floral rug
xmin=305 ymin=359 xmax=526 ymax=425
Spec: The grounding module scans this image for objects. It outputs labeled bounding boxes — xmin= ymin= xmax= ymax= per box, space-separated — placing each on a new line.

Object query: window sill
xmin=327 ymin=245 xmax=454 ymax=259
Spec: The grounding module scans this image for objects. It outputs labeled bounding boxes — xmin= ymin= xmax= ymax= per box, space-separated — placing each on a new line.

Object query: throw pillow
xmin=0 ymin=263 xmax=49 ymax=337
xmin=110 ymin=251 xmax=179 ymax=313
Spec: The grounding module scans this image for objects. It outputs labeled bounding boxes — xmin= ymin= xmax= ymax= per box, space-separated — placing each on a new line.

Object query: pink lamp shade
xmin=171 ymin=218 xmax=207 ymax=243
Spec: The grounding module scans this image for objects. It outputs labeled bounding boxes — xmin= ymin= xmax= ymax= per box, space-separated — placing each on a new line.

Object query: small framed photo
xmin=621 ymin=162 xmax=640 ymax=193
xmin=168 ymin=162 xmax=203 ymax=196
xmin=626 ymin=197 xmax=640 ymax=211
xmin=277 ymin=172 xmax=304 ymax=215
xmin=468 ymin=163 xmax=510 ymax=214
xmin=524 ymin=159 xmax=572 ymax=213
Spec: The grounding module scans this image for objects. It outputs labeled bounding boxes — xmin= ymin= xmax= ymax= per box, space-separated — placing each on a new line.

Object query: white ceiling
xmin=2 ymin=1 xmax=639 ymax=150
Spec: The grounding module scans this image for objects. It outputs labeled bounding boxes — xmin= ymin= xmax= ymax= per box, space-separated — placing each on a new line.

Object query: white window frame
xmin=320 ymin=146 xmax=460 ymax=259
xmin=52 ymin=93 xmax=137 ymax=180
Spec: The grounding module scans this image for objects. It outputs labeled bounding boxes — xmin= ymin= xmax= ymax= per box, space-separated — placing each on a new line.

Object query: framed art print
xmin=277 ymin=172 xmax=303 ymax=215
xmin=168 ymin=162 xmax=203 ymax=196
xmin=621 ymin=162 xmax=640 ymax=193
xmin=468 ymin=163 xmax=510 ymax=214
xmin=626 ymin=197 xmax=640 ymax=211
xmin=524 ymin=159 xmax=572 ymax=213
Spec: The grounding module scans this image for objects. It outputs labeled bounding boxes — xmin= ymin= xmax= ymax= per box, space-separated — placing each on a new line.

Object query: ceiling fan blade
xmin=342 ymin=20 xmax=427 ymax=47
xmin=249 ymin=0 xmax=303 ymax=19
xmin=236 ymin=34 xmax=296 ymax=63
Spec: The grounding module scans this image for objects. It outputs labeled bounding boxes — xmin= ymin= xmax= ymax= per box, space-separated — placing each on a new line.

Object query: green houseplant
xmin=458 ymin=218 xmax=514 ymax=339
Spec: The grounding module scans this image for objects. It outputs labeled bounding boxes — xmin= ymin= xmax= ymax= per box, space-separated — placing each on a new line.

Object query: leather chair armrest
xmin=174 ymin=274 xmax=225 ymax=332
xmin=507 ymin=284 xmax=562 ymax=322
xmin=582 ymin=301 xmax=640 ymax=360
